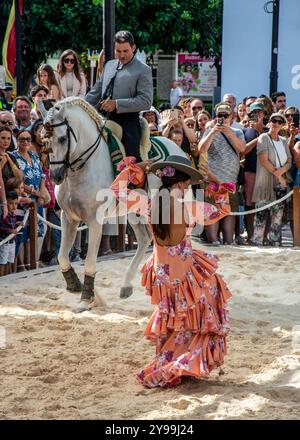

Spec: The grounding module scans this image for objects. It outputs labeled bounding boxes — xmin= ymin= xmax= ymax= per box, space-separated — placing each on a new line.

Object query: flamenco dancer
xmin=111 ymin=155 xmax=233 ymax=388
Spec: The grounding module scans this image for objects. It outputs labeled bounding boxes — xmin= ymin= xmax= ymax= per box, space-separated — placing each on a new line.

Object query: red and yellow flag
xmin=2 ymin=0 xmax=23 ymax=86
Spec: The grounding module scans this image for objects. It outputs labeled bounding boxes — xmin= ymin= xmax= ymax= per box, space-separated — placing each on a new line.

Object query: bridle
xmin=48 ymin=117 xmax=105 ymax=172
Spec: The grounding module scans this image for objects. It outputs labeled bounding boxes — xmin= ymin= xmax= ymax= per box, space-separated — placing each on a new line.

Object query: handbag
xmin=43 ymin=187 xmax=51 ymax=205
xmin=268 ymin=135 xmax=293 ymax=190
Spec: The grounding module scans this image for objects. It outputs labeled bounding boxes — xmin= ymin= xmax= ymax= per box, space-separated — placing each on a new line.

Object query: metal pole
xmin=293 ymin=186 xmax=300 ymax=247
xmin=15 ymin=0 xmax=23 ymax=95
xmin=103 ymin=0 xmax=115 ymax=63
xmin=269 ymin=0 xmax=280 ymax=96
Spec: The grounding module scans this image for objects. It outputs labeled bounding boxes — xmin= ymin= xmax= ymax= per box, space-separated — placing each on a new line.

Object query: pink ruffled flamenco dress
xmin=110 ymin=157 xmax=233 ymax=388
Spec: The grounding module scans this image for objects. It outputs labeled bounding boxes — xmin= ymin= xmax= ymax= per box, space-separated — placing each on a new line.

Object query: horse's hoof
xmin=73 ymin=300 xmax=91 ymax=314
xmin=120 ymin=286 xmax=133 ymax=299
xmin=62 ymin=267 xmax=83 ymax=292
xmin=67 ymin=282 xmax=83 ymax=293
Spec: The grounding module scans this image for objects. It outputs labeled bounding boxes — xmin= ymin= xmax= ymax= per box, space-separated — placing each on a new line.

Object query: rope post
xmin=117 ymin=222 xmax=125 ymax=252
xmin=293 ymin=186 xmax=300 ymax=247
xmin=29 ymin=202 xmax=38 ymax=270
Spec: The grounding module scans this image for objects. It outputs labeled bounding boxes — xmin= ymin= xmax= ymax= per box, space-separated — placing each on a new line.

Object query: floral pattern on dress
xmin=110 ymin=161 xmax=232 ymax=389
xmin=155 ymin=263 xmax=170 ymax=284
xmin=167 ymin=239 xmax=193 ymax=261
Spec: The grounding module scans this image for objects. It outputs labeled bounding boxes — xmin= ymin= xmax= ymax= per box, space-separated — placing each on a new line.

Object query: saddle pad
xmin=104 ymin=127 xmax=124 ymax=176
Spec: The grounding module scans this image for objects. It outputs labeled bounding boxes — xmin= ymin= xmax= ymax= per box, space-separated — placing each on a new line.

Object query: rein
xmin=48 ymin=117 xmax=107 ymax=172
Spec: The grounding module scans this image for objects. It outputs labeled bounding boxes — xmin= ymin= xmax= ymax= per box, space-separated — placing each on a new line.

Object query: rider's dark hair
xmin=115 ymin=31 xmax=135 ymax=47
xmin=152 ymin=169 xmax=191 ymax=241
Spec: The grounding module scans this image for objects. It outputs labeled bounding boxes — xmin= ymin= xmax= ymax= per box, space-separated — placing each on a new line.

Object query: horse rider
xmin=85 ymin=30 xmax=153 ymax=162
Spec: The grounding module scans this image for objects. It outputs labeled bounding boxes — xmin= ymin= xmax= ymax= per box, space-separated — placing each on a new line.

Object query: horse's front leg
xmin=120 ymin=218 xmax=152 ymax=299
xmin=74 ymin=220 xmax=103 ymax=313
xmin=59 ymin=211 xmax=82 ymax=293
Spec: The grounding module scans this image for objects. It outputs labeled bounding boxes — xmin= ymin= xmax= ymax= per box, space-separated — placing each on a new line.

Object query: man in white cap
xmin=0 ymin=83 xmax=13 ymax=111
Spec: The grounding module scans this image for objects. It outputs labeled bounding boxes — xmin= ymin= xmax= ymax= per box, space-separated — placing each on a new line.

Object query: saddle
xmin=104 ymin=116 xmax=151 ymax=161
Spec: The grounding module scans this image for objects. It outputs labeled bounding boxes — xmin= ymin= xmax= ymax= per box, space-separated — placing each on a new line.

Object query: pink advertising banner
xmin=176 ymin=53 xmax=217 ymax=96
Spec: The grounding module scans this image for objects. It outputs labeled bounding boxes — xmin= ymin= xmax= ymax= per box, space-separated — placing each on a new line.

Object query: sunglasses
xmin=0 ymin=120 xmax=14 ymax=126
xmin=285 ymin=113 xmax=295 ymax=117
xmin=192 ymin=106 xmax=203 ymax=111
xmin=217 ymin=114 xmax=230 ymax=118
xmin=271 ymin=119 xmax=284 ymax=125
xmin=63 ymin=58 xmax=75 ymax=64
xmin=18 ymin=137 xmax=32 ymax=142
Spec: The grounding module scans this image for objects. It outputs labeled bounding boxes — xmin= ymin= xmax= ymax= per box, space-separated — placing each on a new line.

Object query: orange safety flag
xmin=2 ymin=0 xmax=23 ymax=87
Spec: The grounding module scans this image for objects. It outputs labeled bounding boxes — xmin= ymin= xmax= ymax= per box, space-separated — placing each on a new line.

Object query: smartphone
xmin=249 ymin=113 xmax=258 ymax=122
xmin=216 ymin=117 xmax=224 ymax=126
xmin=293 ymin=113 xmax=300 ymax=128
xmin=170 ymin=109 xmax=179 ymax=122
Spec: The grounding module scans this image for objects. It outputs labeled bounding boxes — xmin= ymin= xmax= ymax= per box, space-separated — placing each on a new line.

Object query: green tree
xmin=0 ymin=0 xmax=222 ymax=93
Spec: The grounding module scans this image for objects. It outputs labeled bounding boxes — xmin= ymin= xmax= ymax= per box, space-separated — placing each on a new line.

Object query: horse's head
xmin=41 ymin=100 xmax=78 ymax=185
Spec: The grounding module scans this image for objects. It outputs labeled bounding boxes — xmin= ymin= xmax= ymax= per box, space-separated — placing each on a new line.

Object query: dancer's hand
xmin=136 ymin=159 xmax=154 ymax=173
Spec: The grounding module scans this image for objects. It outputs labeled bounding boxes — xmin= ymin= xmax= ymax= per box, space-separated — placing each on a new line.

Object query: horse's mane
xmin=47 ymin=97 xmax=104 ymax=132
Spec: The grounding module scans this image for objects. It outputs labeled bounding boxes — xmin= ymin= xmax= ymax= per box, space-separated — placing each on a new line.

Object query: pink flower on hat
xmin=156 ymin=166 xmax=176 ymax=178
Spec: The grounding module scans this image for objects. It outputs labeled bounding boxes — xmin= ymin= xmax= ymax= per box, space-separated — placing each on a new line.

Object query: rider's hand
xmin=100 ymin=99 xmax=116 ymax=113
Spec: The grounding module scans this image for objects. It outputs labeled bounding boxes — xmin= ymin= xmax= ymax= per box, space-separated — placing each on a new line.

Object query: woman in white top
xmin=56 ymin=49 xmax=86 ymax=98
xmin=252 ymin=112 xmax=292 ymax=246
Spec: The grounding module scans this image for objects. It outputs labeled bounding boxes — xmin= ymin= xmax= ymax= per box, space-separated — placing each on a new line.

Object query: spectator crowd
xmin=1 ymin=51 xmax=299 ymax=277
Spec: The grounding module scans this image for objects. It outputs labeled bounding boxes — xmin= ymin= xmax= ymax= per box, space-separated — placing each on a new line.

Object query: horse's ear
xmin=57 ymin=104 xmax=66 ymax=121
xmin=37 ymin=99 xmax=48 ymax=120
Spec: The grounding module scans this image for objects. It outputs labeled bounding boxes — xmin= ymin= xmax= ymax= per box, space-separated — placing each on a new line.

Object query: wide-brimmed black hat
xmin=150 ymin=155 xmax=203 ymax=184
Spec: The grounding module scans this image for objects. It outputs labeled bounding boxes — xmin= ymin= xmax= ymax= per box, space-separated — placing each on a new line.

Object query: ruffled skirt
xmin=137 ymin=250 xmax=232 ymax=388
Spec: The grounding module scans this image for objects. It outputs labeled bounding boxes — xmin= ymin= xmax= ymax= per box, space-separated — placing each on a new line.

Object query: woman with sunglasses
xmin=12 ymin=130 xmax=46 ymax=205
xmin=56 ymin=49 xmax=86 ymax=99
xmin=252 ymin=113 xmax=292 ymax=246
xmin=12 ymin=130 xmax=47 ymax=264
xmin=0 ymin=127 xmax=23 ymax=185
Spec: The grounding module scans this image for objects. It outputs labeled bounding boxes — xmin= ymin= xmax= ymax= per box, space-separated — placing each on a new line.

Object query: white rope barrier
xmin=0 ymin=210 xmax=30 ymax=247
xmin=36 ymin=213 xmax=88 ymax=231
xmin=36 ymin=190 xmax=294 ymax=230
xmin=230 ymin=189 xmax=293 ymax=216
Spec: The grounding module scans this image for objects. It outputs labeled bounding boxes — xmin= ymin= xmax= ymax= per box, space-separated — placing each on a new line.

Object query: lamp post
xmin=103 ymin=0 xmax=115 ymax=63
xmin=267 ymin=0 xmax=280 ymax=96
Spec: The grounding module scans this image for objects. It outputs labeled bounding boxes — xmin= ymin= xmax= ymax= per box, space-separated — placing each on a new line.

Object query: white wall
xmin=222 ymin=0 xmax=300 ymax=106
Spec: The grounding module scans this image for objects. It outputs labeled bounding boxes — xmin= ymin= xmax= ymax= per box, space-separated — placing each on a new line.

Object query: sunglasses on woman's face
xmin=285 ymin=113 xmax=295 ymax=118
xmin=271 ymin=119 xmax=284 ymax=125
xmin=63 ymin=58 xmax=75 ymax=64
xmin=18 ymin=137 xmax=32 ymax=142
xmin=0 ymin=120 xmax=14 ymax=126
xmin=217 ymin=113 xmax=230 ymax=118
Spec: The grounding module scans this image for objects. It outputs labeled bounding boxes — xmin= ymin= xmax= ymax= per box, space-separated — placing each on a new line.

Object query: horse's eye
xmin=58 ymin=136 xmax=67 ymax=143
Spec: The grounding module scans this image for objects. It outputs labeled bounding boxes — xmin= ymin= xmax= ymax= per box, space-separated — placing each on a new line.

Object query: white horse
xmin=41 ymin=97 xmax=186 ymax=312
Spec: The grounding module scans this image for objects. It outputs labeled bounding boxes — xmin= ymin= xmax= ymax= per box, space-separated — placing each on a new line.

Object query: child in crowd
xmin=0 ymin=191 xmax=19 ymax=276
xmin=6 ymin=177 xmax=33 ymax=272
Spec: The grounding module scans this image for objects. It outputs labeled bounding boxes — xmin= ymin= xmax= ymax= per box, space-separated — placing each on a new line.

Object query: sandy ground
xmin=0 ymin=242 xmax=300 ymax=420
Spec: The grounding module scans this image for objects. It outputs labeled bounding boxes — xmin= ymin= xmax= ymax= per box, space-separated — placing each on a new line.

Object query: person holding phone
xmin=197 ymin=103 xmax=246 ymax=244
xmin=242 ymin=102 xmax=268 ymax=242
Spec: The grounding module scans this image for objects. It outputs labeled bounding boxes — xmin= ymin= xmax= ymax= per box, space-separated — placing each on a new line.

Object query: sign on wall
xmin=176 ymin=53 xmax=217 ymax=97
